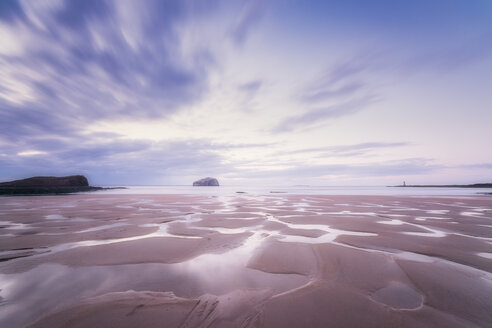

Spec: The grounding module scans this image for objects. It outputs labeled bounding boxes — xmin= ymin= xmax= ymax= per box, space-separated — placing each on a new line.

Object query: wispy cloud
xmin=301 ymin=81 xmax=365 ymax=103
xmin=299 ymin=54 xmax=374 ymax=103
xmin=396 ymin=34 xmax=492 ymax=76
xmin=230 ymin=0 xmax=265 ymax=46
xmin=455 ymin=163 xmax=492 ymax=170
xmin=238 ymin=80 xmax=262 ymax=94
xmin=285 ymin=142 xmax=410 ymax=156
xmin=273 ymin=95 xmax=378 ymax=132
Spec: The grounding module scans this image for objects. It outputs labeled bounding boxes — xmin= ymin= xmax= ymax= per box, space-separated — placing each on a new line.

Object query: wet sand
xmin=0 ymin=194 xmax=491 ymax=327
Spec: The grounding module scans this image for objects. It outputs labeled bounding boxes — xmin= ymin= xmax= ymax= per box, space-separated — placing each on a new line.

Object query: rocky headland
xmin=0 ymin=175 xmax=116 ymax=195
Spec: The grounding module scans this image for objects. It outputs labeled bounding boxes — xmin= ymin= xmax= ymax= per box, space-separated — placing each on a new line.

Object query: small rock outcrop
xmin=193 ymin=177 xmax=219 ymax=186
xmin=0 ymin=175 xmax=102 ymax=195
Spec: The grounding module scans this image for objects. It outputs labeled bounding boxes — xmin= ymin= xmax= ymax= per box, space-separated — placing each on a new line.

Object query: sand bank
xmin=0 ymin=194 xmax=491 ymax=327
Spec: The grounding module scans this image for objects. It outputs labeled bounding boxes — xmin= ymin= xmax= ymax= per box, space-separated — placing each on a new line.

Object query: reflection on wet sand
xmin=0 ymin=194 xmax=491 ymax=327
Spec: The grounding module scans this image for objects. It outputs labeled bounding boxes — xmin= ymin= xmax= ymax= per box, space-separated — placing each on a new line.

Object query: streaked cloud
xmin=238 ymin=80 xmax=262 ymax=94
xmin=273 ymin=95 xmax=378 ymax=132
xmin=16 ymin=150 xmax=47 ymax=156
xmin=285 ymin=142 xmax=410 ymax=156
xmin=230 ymin=0 xmax=265 ymax=46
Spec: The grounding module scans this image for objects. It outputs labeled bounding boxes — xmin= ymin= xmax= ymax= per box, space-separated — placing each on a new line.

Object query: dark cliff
xmin=0 ymin=175 xmax=102 ymax=195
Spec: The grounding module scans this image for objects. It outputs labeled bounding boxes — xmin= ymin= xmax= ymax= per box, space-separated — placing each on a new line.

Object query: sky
xmin=0 ymin=0 xmax=491 ymax=186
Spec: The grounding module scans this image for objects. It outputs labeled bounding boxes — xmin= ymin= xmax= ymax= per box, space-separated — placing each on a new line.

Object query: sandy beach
xmin=0 ymin=193 xmax=491 ymax=327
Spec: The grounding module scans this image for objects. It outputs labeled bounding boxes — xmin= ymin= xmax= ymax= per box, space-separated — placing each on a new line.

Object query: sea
xmin=93 ymin=185 xmax=491 ymax=197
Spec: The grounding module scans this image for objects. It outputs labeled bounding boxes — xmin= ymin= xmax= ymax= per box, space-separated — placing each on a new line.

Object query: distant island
xmin=391 ymin=183 xmax=492 ymax=188
xmin=0 ymin=175 xmax=122 ymax=195
xmin=193 ymin=177 xmax=219 ymax=186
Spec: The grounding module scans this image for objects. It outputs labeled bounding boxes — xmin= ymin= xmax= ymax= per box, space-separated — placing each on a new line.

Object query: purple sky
xmin=0 ymin=0 xmax=491 ymax=186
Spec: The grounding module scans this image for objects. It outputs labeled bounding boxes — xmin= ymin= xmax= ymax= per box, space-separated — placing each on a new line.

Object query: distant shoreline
xmin=390 ymin=183 xmax=492 ymax=188
xmin=0 ymin=186 xmax=126 ymax=196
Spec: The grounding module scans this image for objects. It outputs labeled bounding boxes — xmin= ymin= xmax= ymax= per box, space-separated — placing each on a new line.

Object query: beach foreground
xmin=0 ymin=194 xmax=491 ymax=327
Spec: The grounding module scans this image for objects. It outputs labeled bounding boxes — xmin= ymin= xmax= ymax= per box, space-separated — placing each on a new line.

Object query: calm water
xmin=94 ymin=185 xmax=491 ymax=196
